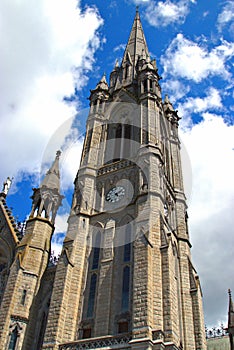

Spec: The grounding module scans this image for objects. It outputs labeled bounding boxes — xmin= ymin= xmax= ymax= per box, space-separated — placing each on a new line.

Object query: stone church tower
xmin=43 ymin=9 xmax=206 ymax=350
xmin=0 ymin=10 xmax=207 ymax=350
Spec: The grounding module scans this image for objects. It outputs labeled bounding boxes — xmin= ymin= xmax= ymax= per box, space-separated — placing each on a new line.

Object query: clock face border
xmin=106 ymin=186 xmax=126 ymax=203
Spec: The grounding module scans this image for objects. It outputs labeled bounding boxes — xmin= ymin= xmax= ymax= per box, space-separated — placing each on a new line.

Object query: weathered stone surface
xmin=0 ymin=10 xmax=207 ymax=350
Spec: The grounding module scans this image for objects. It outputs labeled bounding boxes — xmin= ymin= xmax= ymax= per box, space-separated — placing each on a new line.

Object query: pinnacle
xmin=0 ymin=177 xmax=13 ymax=197
xmin=136 ymin=5 xmax=140 ymax=18
xmin=114 ymin=59 xmax=119 ymax=69
xmin=40 ymin=150 xmax=61 ymax=192
xmin=165 ymin=94 xmax=170 ymax=104
xmin=95 ymin=73 xmax=109 ymax=91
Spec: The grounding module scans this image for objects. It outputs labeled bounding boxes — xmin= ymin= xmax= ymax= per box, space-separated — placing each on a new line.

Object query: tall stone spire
xmin=29 ymin=150 xmax=64 ymax=224
xmin=122 ymin=7 xmax=149 ymax=72
xmin=109 ymin=9 xmax=155 ymax=93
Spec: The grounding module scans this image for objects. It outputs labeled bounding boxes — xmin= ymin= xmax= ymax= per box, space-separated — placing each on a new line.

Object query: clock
xmin=106 ymin=186 xmax=125 ymax=203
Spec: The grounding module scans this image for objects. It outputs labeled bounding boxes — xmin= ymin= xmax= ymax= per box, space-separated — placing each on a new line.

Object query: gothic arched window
xmin=87 ymin=273 xmax=97 ymax=318
xmin=93 ymin=99 xmax=98 ymax=113
xmin=149 ymin=79 xmax=153 ymax=92
xmin=121 ymin=266 xmax=130 ymax=311
xmin=20 ymin=289 xmax=27 ymax=305
xmin=113 ymin=124 xmax=122 ymax=160
xmin=124 ymin=124 xmax=131 ymax=140
xmin=8 ymin=327 xmax=18 ymax=350
xmin=123 ymin=124 xmax=131 ymax=159
xmin=92 ymin=231 xmax=101 ymax=270
xmin=114 ymin=123 xmax=132 ymax=160
xmin=123 ymin=225 xmax=131 ymax=262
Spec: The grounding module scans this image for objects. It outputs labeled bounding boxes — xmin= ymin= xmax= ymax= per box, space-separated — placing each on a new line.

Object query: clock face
xmin=106 ymin=186 xmax=125 ymax=203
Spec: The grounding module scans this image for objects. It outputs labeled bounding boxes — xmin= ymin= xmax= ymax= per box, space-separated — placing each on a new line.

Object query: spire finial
xmin=165 ymin=94 xmax=170 ymax=103
xmin=56 ymin=150 xmax=61 ymax=159
xmin=115 ymin=59 xmax=119 ymax=68
xmin=1 ymin=177 xmax=13 ymax=196
xmin=136 ymin=5 xmax=140 ymax=19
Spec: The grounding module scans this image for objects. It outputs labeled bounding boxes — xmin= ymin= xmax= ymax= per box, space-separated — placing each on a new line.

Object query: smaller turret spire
xmin=164 ymin=94 xmax=170 ymax=104
xmin=163 ymin=95 xmax=181 ymax=125
xmin=93 ymin=73 xmax=109 ymax=92
xmin=41 ymin=150 xmax=61 ymax=192
xmin=30 ymin=151 xmax=64 ymax=224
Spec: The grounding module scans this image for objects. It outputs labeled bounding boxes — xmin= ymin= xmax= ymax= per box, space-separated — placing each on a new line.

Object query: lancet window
xmin=113 ymin=123 xmax=132 ymax=160
xmin=121 ymin=266 xmax=130 ymax=311
xmin=92 ymin=231 xmax=101 ymax=270
xmin=123 ymin=225 xmax=131 ymax=262
xmin=20 ymin=289 xmax=27 ymax=305
xmin=8 ymin=327 xmax=18 ymax=350
xmin=87 ymin=273 xmax=97 ymax=318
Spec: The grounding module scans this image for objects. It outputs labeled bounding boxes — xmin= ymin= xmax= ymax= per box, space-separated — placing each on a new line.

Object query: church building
xmin=0 ymin=10 xmax=207 ymax=350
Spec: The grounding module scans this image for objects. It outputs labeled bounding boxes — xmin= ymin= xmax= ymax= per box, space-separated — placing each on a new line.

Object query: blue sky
xmin=1 ymin=0 xmax=234 ymax=328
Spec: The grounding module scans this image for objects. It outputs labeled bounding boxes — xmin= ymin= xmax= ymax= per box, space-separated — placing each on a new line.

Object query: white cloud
xmin=217 ymin=1 xmax=234 ymax=32
xmin=144 ymin=0 xmax=195 ymax=27
xmin=178 ymin=87 xmax=223 ymax=126
xmin=161 ymin=79 xmax=190 ymax=102
xmin=55 ymin=213 xmax=69 ymax=235
xmin=181 ymin=113 xmax=234 ymax=325
xmin=203 ymin=11 xmax=209 ymax=18
xmin=114 ymin=43 xmax=126 ymax=52
xmin=0 ymin=0 xmax=103 ymax=188
xmin=161 ymin=34 xmax=234 ymax=82
xmin=39 ymin=108 xmax=85 ymax=192
xmin=60 ymin=134 xmax=84 ymax=192
xmin=131 ymin=0 xmax=150 ymax=4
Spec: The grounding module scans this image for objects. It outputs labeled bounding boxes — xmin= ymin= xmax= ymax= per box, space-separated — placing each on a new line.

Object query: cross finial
xmin=56 ymin=150 xmax=61 ymax=159
xmin=136 ymin=5 xmax=139 ymax=13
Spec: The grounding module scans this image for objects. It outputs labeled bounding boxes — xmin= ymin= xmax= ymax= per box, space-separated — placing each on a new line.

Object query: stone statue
xmin=2 ymin=177 xmax=12 ymax=195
